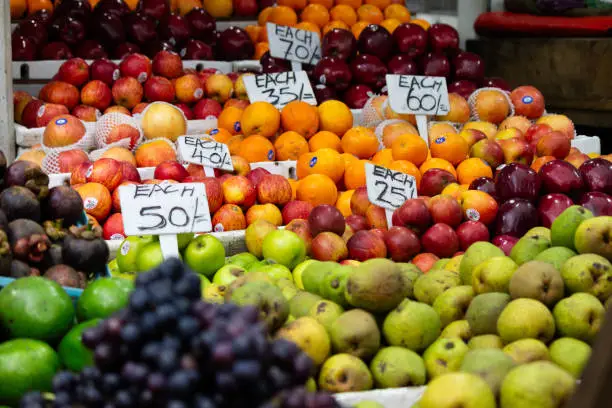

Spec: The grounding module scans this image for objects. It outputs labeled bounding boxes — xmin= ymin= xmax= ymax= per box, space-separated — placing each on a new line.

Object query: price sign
xmin=119 ymin=183 xmax=212 ymax=236
xmin=244 ymin=71 xmax=317 ymax=109
xmin=177 ymin=136 xmax=233 ymax=171
xmin=365 ymin=163 xmax=417 ymax=226
xmin=267 ymin=23 xmax=322 ymax=66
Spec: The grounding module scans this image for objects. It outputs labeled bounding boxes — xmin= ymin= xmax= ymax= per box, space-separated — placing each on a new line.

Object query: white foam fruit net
xmin=95 ymin=112 xmax=143 ymax=150
xmin=40 ymin=119 xmax=96 ymax=174
xmin=42 ymin=149 xmax=90 ymax=175
xmin=374 ymin=119 xmax=409 ymax=150
xmin=361 ymin=95 xmax=387 ymax=129
xmin=467 ymin=87 xmax=516 ymax=122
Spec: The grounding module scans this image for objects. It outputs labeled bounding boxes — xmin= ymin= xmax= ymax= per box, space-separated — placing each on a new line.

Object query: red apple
xmin=281 ymin=200 xmax=314 ymax=225
xmin=193 ymin=98 xmax=223 ymax=119
xmin=152 ymin=50 xmax=183 ymax=79
xmin=420 ymin=52 xmax=450 ymax=78
xmin=524 ymin=123 xmax=553 ymax=146
xmin=144 ymin=76 xmax=176 ymax=102
xmin=217 ymin=26 xmax=255 ymax=62
xmin=233 ymin=0 xmax=258 ymax=16
xmin=39 ymin=81 xmax=80 ymax=110
xmin=492 ymin=234 xmax=519 ymax=256
xmin=71 ymin=105 xmax=101 ymax=122
xmin=384 ymin=226 xmax=421 ymax=262
xmin=428 ymin=194 xmax=463 ymax=227
xmin=387 ymin=54 xmax=418 ymax=75
xmin=455 ymin=221 xmax=489 ymax=251
xmin=343 ymin=84 xmax=374 ymax=109
xmin=393 ymin=198 xmax=431 ymax=235
xmin=313 ymin=56 xmax=352 ymax=92
xmin=539 ymin=159 xmax=584 ymax=198
xmin=257 ymin=174 xmax=292 ymax=206
xmin=185 ymin=8 xmax=216 ymax=44
xmin=420 ymin=223 xmax=459 ymax=258
xmin=86 ymin=158 xmax=123 ymax=191
xmin=510 ymin=86 xmax=545 ymax=119
xmin=420 ymin=168 xmax=458 ymax=197
xmin=174 ymin=103 xmax=193 ymax=120
xmin=120 ymin=53 xmax=152 ymax=83
xmin=245 ymin=167 xmax=271 ymax=189
xmin=345 ymin=214 xmax=369 ymax=232
xmin=57 ymin=149 xmax=89 ymax=173
xmin=285 ymin=219 xmax=313 ymax=254
xmin=347 ymin=230 xmax=387 ymax=261
xmin=357 ymin=24 xmax=393 ymax=61
xmin=112 ymin=77 xmax=144 ymax=109
xmin=579 ymin=158 xmax=612 ymax=194
xmin=412 ymin=253 xmax=439 ymax=273
xmin=452 ymin=51 xmax=484 ymax=82
xmin=90 ymin=58 xmax=120 ymax=86
xmin=495 ymin=162 xmax=541 ymax=202
xmin=428 ymin=23 xmax=459 ymax=53
xmin=222 ymin=175 xmax=256 ymax=207
xmin=311 ymin=232 xmax=348 ymax=262
xmin=81 ymin=80 xmax=113 ymax=111
xmin=350 ymin=187 xmax=371 ymax=216
xmin=350 ymin=53 xmax=387 ymax=90
xmin=308 ymin=204 xmax=346 ymax=236
xmin=119 ymin=161 xmax=141 ymax=182
xmin=36 ymin=103 xmax=70 ymax=127
xmin=392 ymin=23 xmax=427 ymax=58
xmin=57 ymin=58 xmax=90 ymax=87
xmin=322 ymin=28 xmax=357 ymax=61
xmin=154 ymin=160 xmax=189 ymax=181
xmin=538 ymin=193 xmax=573 ymax=228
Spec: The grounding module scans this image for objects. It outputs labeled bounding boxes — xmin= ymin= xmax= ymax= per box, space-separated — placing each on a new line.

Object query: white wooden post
xmin=1 ymin=0 xmax=15 ymax=162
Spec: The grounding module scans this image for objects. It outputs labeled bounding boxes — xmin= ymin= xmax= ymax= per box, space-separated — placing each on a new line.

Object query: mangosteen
xmin=0 ymin=230 xmax=12 ymax=276
xmin=4 ymin=161 xmax=49 ymax=199
xmin=8 ymin=218 xmax=51 ymax=264
xmin=45 ymin=243 xmax=64 ymax=268
xmin=10 ymin=260 xmax=40 ymax=278
xmin=43 ymin=220 xmax=67 ymax=242
xmin=0 ymin=186 xmax=41 ymax=222
xmin=62 ymin=224 xmax=109 ymax=278
xmin=43 ymin=186 xmax=84 ymax=226
xmin=44 ymin=264 xmax=84 ymax=288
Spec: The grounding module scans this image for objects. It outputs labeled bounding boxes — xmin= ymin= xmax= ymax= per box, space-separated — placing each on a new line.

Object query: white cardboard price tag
xmin=266 ymin=23 xmax=322 ymax=66
xmin=244 ymin=71 xmax=317 ymax=109
xmin=119 ymin=183 xmax=212 ymax=236
xmin=365 ymin=163 xmax=417 ymax=226
xmin=177 ymin=136 xmax=233 ymax=171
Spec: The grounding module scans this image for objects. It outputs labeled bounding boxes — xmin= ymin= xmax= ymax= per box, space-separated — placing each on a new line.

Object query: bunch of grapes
xmin=20 ymin=259 xmax=340 ymax=408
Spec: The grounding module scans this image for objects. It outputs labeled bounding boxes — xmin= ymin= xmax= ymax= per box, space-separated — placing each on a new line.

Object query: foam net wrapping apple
xmin=540 ymin=112 xmax=578 ymax=139
xmin=361 ymin=94 xmax=388 ymax=128
xmin=40 ymin=121 xmax=96 ymax=174
xmin=374 ymin=119 xmax=408 ymax=150
xmin=41 ymin=149 xmax=89 ymax=174
xmin=467 ymin=87 xmax=515 ymax=122
xmin=139 ymin=101 xmax=188 ymax=142
xmin=94 ymin=112 xmax=144 ymax=151
xmin=428 ymin=120 xmax=462 ymax=133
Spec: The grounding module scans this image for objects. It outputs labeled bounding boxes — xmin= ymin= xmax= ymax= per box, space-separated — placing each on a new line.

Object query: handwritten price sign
xmin=266 ymin=23 xmax=322 ymax=66
xmin=386 ymin=75 xmax=450 ymax=116
xmin=365 ymin=163 xmax=417 ymax=211
xmin=244 ymin=71 xmax=316 ymax=109
xmin=119 ymin=183 xmax=212 ymax=236
xmin=177 ymin=136 xmax=233 ymax=171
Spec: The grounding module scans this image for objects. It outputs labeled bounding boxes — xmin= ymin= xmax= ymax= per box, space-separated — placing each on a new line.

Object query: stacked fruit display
xmin=11 ymin=0 xmax=257 ymax=61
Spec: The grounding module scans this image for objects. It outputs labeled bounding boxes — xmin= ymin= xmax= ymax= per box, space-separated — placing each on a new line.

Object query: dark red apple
xmin=159 ymin=14 xmax=190 ymax=48
xmin=343 ymin=84 xmax=374 ymax=109
xmin=387 ymin=54 xmax=418 ymax=75
xmin=393 ymin=198 xmax=431 ymax=235
xmin=494 ymin=198 xmax=538 ymax=238
xmin=313 ymin=84 xmax=337 ymax=103
xmin=538 ymin=159 xmax=584 ymax=198
xmin=420 ymin=169 xmax=457 ymax=197
xmin=30 ymin=9 xmax=53 ymax=27
xmin=469 ymin=177 xmax=497 ymax=199
xmin=193 ymin=99 xmax=222 ymax=119
xmin=420 ymin=52 xmax=450 ymax=78
xmin=15 ymin=19 xmax=48 ymax=48
xmin=347 ymin=230 xmax=387 ymax=261
xmin=54 ymin=0 xmax=91 ymax=21
xmin=185 ymin=8 xmax=216 ymax=44
xmin=124 ymin=12 xmax=158 ymax=45
xmin=75 ymin=40 xmax=108 ymax=59
xmin=217 ymin=27 xmax=255 ymax=62
xmin=308 ymin=205 xmax=346 ymax=236
xmin=392 ymin=23 xmax=427 ymax=58
xmin=12 ymin=35 xmax=36 ymax=61
xmin=452 ymin=51 xmax=485 ymax=82
xmin=447 ymin=79 xmax=477 ymax=99
xmin=345 ymin=214 xmax=369 ymax=232
xmin=50 ymin=15 xmax=87 ymax=46
xmin=313 ymin=56 xmax=352 ymax=91
xmin=538 ymin=193 xmax=573 ymax=228
xmin=245 ymin=167 xmax=271 ymax=189
xmin=579 ymin=192 xmax=612 ymax=216
xmin=234 ymin=0 xmax=258 ymax=16
xmin=143 ymin=41 xmax=171 ymax=58
xmin=492 ymin=234 xmax=519 ymax=256
xmin=40 ymin=41 xmax=73 ymax=60
xmin=428 ymin=23 xmax=459 ymax=53
xmin=421 ymin=223 xmax=459 ymax=258
xmin=384 ymin=226 xmax=421 ymax=262
xmin=456 ymin=221 xmax=490 ymax=251
xmin=114 ymin=43 xmax=141 ymax=60
xmin=495 ymin=163 xmax=541 ymax=202
xmin=579 ymin=158 xmax=612 ymax=194
xmin=90 ymin=58 xmax=120 ymax=86
xmin=260 ymin=51 xmax=290 ymax=73
xmin=94 ymin=12 xmax=125 ymax=47
xmin=138 ymin=0 xmax=169 ymax=20
xmin=322 ymin=28 xmax=357 ymax=61
xmin=94 ymin=0 xmax=130 ymax=18
xmin=349 ymin=54 xmax=387 ymax=90
xmin=357 ymin=24 xmax=393 ymax=61
xmin=181 ymin=39 xmax=213 ymax=60
xmin=481 ymin=77 xmax=511 ymax=92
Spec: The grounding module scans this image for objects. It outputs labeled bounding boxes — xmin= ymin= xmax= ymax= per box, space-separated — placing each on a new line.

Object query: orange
xmin=420 ymin=158 xmax=457 ymax=179
xmin=295 ymin=21 xmax=321 ymax=36
xmin=365 ymin=0 xmax=391 ymax=8
xmin=245 ymin=25 xmax=262 ymax=43
xmin=411 ymin=18 xmax=431 ymax=30
xmin=380 ymin=18 xmax=401 ymax=33
xmin=25 ymin=0 xmax=53 ymax=15
xmin=322 ymin=21 xmax=350 ymax=35
xmin=341 ymin=153 xmax=359 ymax=169
xmin=430 ymin=133 xmax=469 ymax=166
xmin=442 ymin=183 xmax=468 ymax=199
xmin=330 ymin=5 xmax=358 ymax=26
xmin=254 ymin=42 xmax=270 ymax=60
xmin=208 ymin=128 xmax=233 ymax=144
xmin=297 ymin=174 xmax=338 ymax=207
xmin=281 ymin=101 xmax=320 ymax=139
xmin=258 ymin=6 xmax=274 ymax=25
xmin=344 ymin=159 xmax=369 ymax=190
xmin=240 ymin=102 xmax=281 ymax=138
xmin=391 ymin=133 xmax=428 ymax=166
xmin=456 ymin=158 xmax=493 ymax=185
xmin=309 ymin=131 xmax=342 ymax=152
xmin=351 ymin=21 xmax=370 ymax=38
xmin=531 ymin=155 xmax=556 ymax=172
xmin=308 ymin=0 xmax=334 ymax=8
xmin=11 ymin=0 xmax=27 ymax=18
xmin=336 ymin=190 xmax=355 ymax=217
xmin=218 ymin=106 xmax=244 ymax=135
xmin=301 ymin=4 xmax=331 ymax=28
xmin=297 ymin=148 xmax=345 ymax=182
xmin=384 ymin=4 xmax=410 ymax=22
xmin=371 ymin=148 xmax=394 ymax=167
xmin=388 ymin=160 xmax=421 ymax=188
xmin=288 ymin=179 xmax=299 ymax=200
xmin=237 ymin=135 xmax=276 ymax=162
xmin=357 ymin=4 xmax=384 ymax=24
xmin=318 ymin=100 xmax=353 ymax=136
xmin=269 ymin=6 xmax=299 ymax=26
xmin=274 ymin=131 xmax=310 ymax=161
xmin=76 ymin=182 xmax=111 ymax=222
xmin=227 ymin=135 xmax=244 ymax=155
xmin=336 ymin=0 xmax=362 ymax=8
xmin=278 ymin=0 xmax=308 ymax=9
xmin=341 ymin=127 xmax=379 ymax=159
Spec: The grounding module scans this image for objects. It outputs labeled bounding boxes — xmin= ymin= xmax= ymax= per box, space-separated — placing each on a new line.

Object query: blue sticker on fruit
xmin=309 ymin=157 xmax=317 ymax=167
xmin=210 ymin=128 xmax=219 ymax=135
xmin=268 ymin=150 xmax=274 ymax=160
xmin=55 ymin=118 xmax=68 ymax=125
xmin=234 ymin=122 xmax=241 ymax=132
xmin=435 ymin=137 xmax=446 ymax=144
xmin=522 ymin=96 xmax=533 ymax=104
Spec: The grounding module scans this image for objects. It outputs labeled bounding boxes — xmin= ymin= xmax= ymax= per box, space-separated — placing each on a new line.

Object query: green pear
xmin=345 ymin=259 xmax=408 ymax=313
xmin=459 ymin=242 xmax=504 ymax=285
xmin=574 ymin=216 xmax=612 ymax=260
xmin=510 ymin=235 xmax=551 ymax=266
xmin=525 ymin=227 xmax=551 ymax=241
xmin=472 ymin=256 xmax=518 ymax=294
xmin=224 ymin=271 xmax=273 ymax=300
xmin=318 ymin=354 xmax=373 ymax=393
xmin=212 ymin=265 xmax=246 ymax=287
xmin=465 ymin=293 xmax=511 ymax=335
xmin=503 ymin=339 xmax=550 ymax=364
xmin=433 ymin=258 xmax=450 ymax=270
xmin=354 ymin=402 xmax=384 ymax=408
xmin=278 ymin=281 xmax=298 ymax=301
xmin=289 ymin=291 xmax=323 ymax=318
xmin=419 ymin=373 xmax=496 ymax=408
xmin=116 ymin=235 xmax=157 ymax=273
xmin=468 ymin=335 xmax=503 ymax=350
xmin=202 ymin=283 xmax=223 ymax=304
xmin=228 ymin=281 xmax=288 ymax=331
xmin=307 ymin=300 xmax=343 ymax=332
xmin=508 ymin=261 xmax=564 ymax=306
xmin=460 ymin=349 xmax=516 ymax=396
xmin=606 ymin=296 xmax=612 ymax=309
xmin=500 ymin=362 xmax=575 ymax=408
xmin=396 ymin=263 xmax=423 ymax=300
xmin=534 ymin=247 xmax=576 ymax=271
xmin=497 ymin=298 xmax=555 ymax=344
xmin=292 ymin=259 xmax=316 ymax=290
xmin=440 ymin=320 xmax=472 ymax=343
xmin=383 ymin=299 xmax=441 ymax=352
xmin=249 ymin=264 xmax=294 ymax=284
xmin=330 ymin=309 xmax=380 ymax=360
xmin=226 ymin=252 xmax=259 ymax=270
xmin=413 ymin=269 xmax=461 ymax=305
xmin=549 ymin=337 xmax=591 ymax=379
xmin=302 ymin=261 xmax=337 ymax=296
xmin=370 ymin=346 xmax=426 ymax=388
xmin=423 ymin=337 xmax=469 ymax=379
xmin=433 ymin=285 xmax=475 ymax=327
xmin=553 ymin=292 xmax=604 ymax=343
xmin=561 ymin=253 xmax=612 ymax=302
xmin=319 ymin=265 xmax=352 ymax=308
xmin=245 ymin=220 xmax=276 ymax=258
xmin=551 ymin=205 xmax=593 ymax=250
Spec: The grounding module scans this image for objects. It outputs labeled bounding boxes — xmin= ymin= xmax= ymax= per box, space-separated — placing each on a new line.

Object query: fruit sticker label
xmin=385 ymin=74 xmax=450 ymax=116
xmin=243 ymin=71 xmax=317 ymax=109
xmin=119 ymin=183 xmax=212 ymax=235
xmin=266 ymin=23 xmax=322 ymax=66
xmin=177 ymin=136 xmax=234 ymax=171
xmin=365 ymin=163 xmax=417 ymax=211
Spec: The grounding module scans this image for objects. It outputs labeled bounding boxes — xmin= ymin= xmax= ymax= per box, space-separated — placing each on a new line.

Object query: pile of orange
xmin=247 ymin=0 xmax=430 ymax=59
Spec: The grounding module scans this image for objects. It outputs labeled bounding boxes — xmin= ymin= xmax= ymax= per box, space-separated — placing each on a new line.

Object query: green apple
xmin=116 ymin=235 xmax=157 ymax=273
xmin=212 ymin=265 xmax=246 ymax=287
xmin=553 ymin=292 xmax=604 ymax=343
xmin=177 ymin=233 xmax=194 ymax=250
xmin=262 ymin=230 xmax=306 ymax=269
xmin=245 ymin=220 xmax=276 ymax=258
xmin=226 ymin=252 xmax=259 ymax=270
xmin=135 ymin=241 xmax=165 ymax=272
xmin=423 ymin=337 xmax=469 ymax=379
xmin=548 ymin=337 xmax=591 ymax=378
xmin=184 ymin=234 xmax=226 ymax=278
xmin=250 ymin=264 xmax=294 ymax=284
xmin=459 ymin=242 xmax=504 ymax=285
xmin=292 ymin=259 xmax=316 ymax=290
